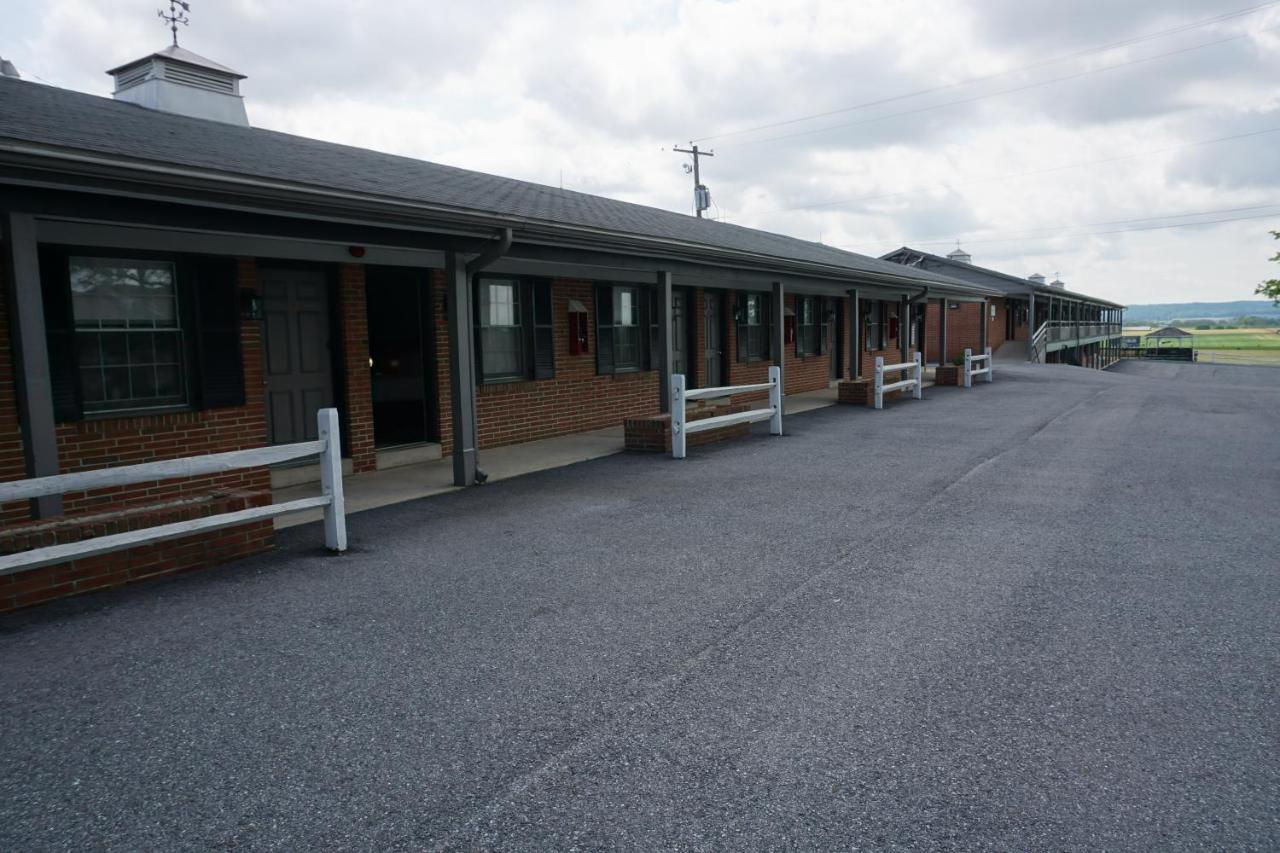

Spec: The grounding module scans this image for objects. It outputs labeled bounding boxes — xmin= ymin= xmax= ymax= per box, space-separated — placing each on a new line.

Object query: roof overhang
xmin=0 ymin=138 xmax=1002 ymax=300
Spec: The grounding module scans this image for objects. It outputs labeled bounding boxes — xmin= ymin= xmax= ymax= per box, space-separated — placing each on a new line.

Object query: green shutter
xmin=39 ymin=247 xmax=82 ymax=422
xmin=191 ymin=257 xmax=245 ymax=409
xmin=531 ymin=279 xmax=555 ymax=380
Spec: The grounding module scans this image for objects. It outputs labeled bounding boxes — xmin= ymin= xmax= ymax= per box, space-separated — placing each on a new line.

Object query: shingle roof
xmin=0 ymin=77 xmax=996 ymax=294
xmin=882 ymin=246 xmax=1124 ymax=308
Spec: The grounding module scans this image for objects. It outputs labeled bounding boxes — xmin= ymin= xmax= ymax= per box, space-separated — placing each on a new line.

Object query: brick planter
xmin=934 ymin=364 xmax=962 ymax=386
xmin=838 ymin=378 xmax=909 ymax=407
xmin=624 ymin=404 xmax=752 ymax=453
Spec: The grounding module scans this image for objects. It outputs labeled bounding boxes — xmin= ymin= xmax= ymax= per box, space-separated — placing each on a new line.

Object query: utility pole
xmin=673 ymin=143 xmax=714 ymax=218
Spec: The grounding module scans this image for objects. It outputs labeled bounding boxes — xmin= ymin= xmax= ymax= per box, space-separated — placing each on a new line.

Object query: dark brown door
xmin=262 ymin=268 xmax=333 ymax=444
xmin=704 ymin=291 xmax=724 ymax=387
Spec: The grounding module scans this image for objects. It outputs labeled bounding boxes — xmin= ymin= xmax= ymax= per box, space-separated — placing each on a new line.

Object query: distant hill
xmin=1124 ymin=300 xmax=1280 ymax=324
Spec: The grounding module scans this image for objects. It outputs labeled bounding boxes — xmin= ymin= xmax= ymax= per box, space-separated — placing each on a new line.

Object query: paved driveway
xmin=2 ymin=362 xmax=1278 ymax=850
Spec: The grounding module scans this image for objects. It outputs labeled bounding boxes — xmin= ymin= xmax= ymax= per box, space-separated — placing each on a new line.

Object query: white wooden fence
xmin=670 ymin=366 xmax=782 ymax=459
xmin=964 ymin=347 xmax=994 ymax=388
xmin=874 ymin=354 xmax=923 ymax=410
xmin=0 ymin=408 xmax=347 ymax=577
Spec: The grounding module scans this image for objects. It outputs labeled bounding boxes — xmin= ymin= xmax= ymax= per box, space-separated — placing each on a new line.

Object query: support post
xmin=657 ymin=270 xmax=673 ymax=413
xmin=849 ymin=289 xmax=861 ymax=378
xmin=445 ymin=250 xmax=479 ymax=486
xmin=964 ymin=348 xmax=973 ymax=388
xmin=874 ymin=356 xmax=885 ymax=410
xmin=771 ymin=281 xmax=785 ymax=393
xmin=938 ymin=297 xmax=948 ymax=363
xmin=980 ymin=299 xmax=989 ymax=354
xmin=768 ymin=365 xmax=782 ymax=435
xmin=2 ymin=212 xmax=61 ymax=518
xmin=899 ymin=294 xmax=910 ymax=366
xmin=913 ymin=352 xmax=923 ymax=400
xmin=318 ymin=407 xmax=347 ymax=552
xmin=985 ymin=346 xmax=993 ymax=382
xmin=1027 ymin=291 xmax=1036 ymax=361
xmin=670 ymin=372 xmax=686 ymax=459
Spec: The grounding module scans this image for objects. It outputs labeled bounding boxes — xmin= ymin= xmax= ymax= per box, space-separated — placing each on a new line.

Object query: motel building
xmin=2 ymin=45 xmax=1025 ymax=611
xmin=881 ymin=246 xmax=1126 ymax=370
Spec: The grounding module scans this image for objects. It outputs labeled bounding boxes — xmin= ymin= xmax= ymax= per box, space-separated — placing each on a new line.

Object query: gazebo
xmin=1146 ymin=326 xmax=1194 ymax=349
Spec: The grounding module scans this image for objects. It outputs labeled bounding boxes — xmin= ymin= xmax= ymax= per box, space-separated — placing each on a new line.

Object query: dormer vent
xmin=108 ymin=45 xmax=248 ymax=126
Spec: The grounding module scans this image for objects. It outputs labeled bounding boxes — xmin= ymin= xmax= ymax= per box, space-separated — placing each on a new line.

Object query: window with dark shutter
xmin=796 ymin=296 xmax=818 ymax=357
xmin=595 ymin=283 xmax=615 ymax=375
xmin=192 ymin=257 xmax=245 ymax=409
xmin=737 ymin=292 xmax=768 ymax=361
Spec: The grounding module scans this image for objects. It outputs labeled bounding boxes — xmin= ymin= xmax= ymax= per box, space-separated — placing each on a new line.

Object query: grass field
xmin=1122 ymin=327 xmax=1280 ymax=366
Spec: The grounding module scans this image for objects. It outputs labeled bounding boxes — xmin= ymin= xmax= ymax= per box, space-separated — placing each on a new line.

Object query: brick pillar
xmin=338 ymin=264 xmax=376 ymax=473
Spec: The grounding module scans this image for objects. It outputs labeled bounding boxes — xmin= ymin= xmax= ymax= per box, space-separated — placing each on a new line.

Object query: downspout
xmin=459 ymin=227 xmax=513 ymax=485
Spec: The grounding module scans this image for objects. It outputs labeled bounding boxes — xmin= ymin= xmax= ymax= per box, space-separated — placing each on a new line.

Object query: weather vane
xmin=158 ymin=1 xmax=191 ymax=47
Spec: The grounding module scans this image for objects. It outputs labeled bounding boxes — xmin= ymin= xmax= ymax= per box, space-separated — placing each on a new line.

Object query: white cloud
xmin=5 ymin=0 xmax=1279 ymax=304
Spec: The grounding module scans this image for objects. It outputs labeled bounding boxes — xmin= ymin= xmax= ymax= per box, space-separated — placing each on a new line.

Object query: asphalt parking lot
xmin=2 ymin=361 xmax=1277 ymax=851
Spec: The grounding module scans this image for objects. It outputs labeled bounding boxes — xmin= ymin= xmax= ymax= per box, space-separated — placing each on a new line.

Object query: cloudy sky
xmin=5 ymin=0 xmax=1280 ymax=305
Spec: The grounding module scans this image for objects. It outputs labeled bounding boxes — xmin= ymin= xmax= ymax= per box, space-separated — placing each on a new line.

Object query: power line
xmin=692 ymin=1 xmax=1280 ymax=144
xmin=769 ymin=126 xmax=1280 ymax=214
xmin=719 ymin=25 xmax=1278 ymax=150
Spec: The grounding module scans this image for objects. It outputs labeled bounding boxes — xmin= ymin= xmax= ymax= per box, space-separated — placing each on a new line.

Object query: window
xmin=70 ymin=256 xmax=187 ymax=412
xmin=613 ymin=287 xmax=641 ymax=371
xmin=474 ymin=277 xmax=555 ymax=383
xmin=796 ymin=296 xmax=819 ymax=356
xmin=477 ymin=279 xmax=525 ymax=381
xmin=864 ymin=300 xmax=884 ymax=351
xmin=737 ymin=292 xmax=770 ymax=362
xmin=595 ymin=283 xmax=651 ymax=375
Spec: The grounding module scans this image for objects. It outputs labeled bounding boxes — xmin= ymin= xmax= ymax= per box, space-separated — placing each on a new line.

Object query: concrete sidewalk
xmin=3 ymin=361 xmax=1277 ymax=850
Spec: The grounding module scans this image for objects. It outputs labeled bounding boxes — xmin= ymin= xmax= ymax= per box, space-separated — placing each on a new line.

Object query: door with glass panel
xmin=262 ymin=268 xmax=334 ymax=444
xmin=366 ymin=267 xmax=433 ymax=447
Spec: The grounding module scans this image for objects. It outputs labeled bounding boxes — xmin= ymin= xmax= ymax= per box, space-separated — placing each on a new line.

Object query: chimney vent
xmin=946 ymin=244 xmax=972 ymax=264
xmin=107 ymin=45 xmax=248 ymax=125
xmin=0 ymin=56 xmax=19 ymax=78
xmin=1028 ymin=273 xmax=1046 ymax=285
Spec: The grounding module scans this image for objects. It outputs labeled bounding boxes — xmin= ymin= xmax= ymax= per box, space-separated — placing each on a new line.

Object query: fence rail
xmin=964 ymin=347 xmax=994 ymax=388
xmin=671 ymin=367 xmax=782 ymax=459
xmin=874 ymin=354 xmax=923 ymax=410
xmin=0 ymin=408 xmax=347 ymax=577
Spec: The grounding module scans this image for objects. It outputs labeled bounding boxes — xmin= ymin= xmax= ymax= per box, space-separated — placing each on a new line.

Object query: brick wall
xmin=938 ymin=302 xmax=983 ymax=363
xmin=338 ymin=264 xmax=376 ymax=473
xmin=0 ymin=256 xmax=275 ymax=612
xmin=433 ymin=276 xmax=662 ymax=452
xmin=987 ymin=297 xmax=1008 ymax=351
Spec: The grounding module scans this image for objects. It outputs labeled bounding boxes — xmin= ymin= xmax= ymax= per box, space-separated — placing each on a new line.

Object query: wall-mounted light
xmin=240 ymin=290 xmax=263 ymax=321
xmin=948 ymin=301 xmax=960 ymax=310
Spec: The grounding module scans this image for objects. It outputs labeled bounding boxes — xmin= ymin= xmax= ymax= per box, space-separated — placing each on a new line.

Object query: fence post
xmin=913 ymin=352 xmax=923 ymax=399
xmin=318 ymin=407 xmax=347 ymax=552
xmin=984 ymin=346 xmax=994 ymax=383
xmin=874 ymin=356 xmax=885 ymax=410
xmin=768 ymin=365 xmax=783 ymax=436
xmin=671 ymin=373 xmax=687 ymax=459
xmin=964 ymin=348 xmax=973 ymax=388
